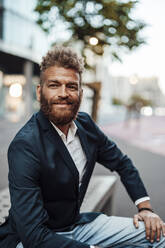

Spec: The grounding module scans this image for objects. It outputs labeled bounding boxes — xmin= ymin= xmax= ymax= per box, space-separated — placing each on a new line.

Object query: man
xmin=0 ymin=46 xmax=165 ymax=248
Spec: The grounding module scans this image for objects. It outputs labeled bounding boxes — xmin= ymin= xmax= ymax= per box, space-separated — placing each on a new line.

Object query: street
xmin=94 ymin=136 xmax=165 ymax=220
xmin=0 ymin=118 xmax=27 ymax=190
xmin=95 ymin=115 xmax=165 ymax=220
xmin=0 ymin=114 xmax=165 ymax=221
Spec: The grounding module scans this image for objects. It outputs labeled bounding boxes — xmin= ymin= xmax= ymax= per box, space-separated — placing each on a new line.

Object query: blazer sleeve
xmin=8 ymin=139 xmax=89 ymax=248
xmin=88 ymin=117 xmax=149 ymax=203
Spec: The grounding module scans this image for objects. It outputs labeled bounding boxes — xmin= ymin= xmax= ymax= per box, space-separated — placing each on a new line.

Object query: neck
xmin=56 ymin=123 xmax=71 ymax=137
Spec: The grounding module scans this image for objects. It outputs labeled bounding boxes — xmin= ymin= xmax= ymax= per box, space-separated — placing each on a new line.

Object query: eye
xmin=49 ymin=83 xmax=59 ymax=88
xmin=67 ymin=84 xmax=78 ymax=90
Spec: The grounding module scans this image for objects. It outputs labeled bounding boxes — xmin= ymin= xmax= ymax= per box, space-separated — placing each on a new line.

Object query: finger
xmin=161 ymin=222 xmax=165 ymax=237
xmin=144 ymin=218 xmax=151 ymax=241
xmin=155 ymin=221 xmax=161 ymax=242
xmin=155 ymin=219 xmax=165 ymax=241
xmin=150 ymin=218 xmax=157 ymax=243
xmin=133 ymin=214 xmax=139 ymax=228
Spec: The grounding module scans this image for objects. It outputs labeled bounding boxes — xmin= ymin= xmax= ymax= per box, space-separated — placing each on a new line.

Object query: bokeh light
xmin=89 ymin=37 xmax=98 ymax=46
xmin=9 ymin=83 xmax=22 ymax=98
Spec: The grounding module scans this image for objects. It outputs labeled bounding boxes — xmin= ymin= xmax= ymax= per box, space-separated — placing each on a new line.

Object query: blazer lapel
xmin=75 ymin=119 xmax=98 ymax=205
xmin=75 ymin=120 xmax=91 ymax=162
xmin=36 ymin=111 xmax=79 ymax=185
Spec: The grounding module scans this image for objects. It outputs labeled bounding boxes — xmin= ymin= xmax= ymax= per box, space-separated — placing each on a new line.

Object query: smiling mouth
xmin=52 ymin=103 xmax=73 ymax=108
xmin=52 ymin=102 xmax=72 ymax=105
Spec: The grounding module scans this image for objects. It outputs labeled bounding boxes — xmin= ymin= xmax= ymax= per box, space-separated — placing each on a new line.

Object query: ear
xmin=36 ymin=84 xmax=41 ymax=102
xmin=80 ymin=88 xmax=83 ymax=100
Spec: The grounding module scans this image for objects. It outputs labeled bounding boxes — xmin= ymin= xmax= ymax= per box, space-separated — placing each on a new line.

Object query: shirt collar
xmin=50 ymin=121 xmax=77 ymax=144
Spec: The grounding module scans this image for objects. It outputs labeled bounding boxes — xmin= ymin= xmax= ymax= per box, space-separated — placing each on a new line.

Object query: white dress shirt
xmin=51 ymin=121 xmax=150 ymax=247
xmin=51 ymin=121 xmax=87 ymax=183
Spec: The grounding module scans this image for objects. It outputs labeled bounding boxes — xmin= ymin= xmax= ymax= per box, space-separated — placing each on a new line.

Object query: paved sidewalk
xmin=94 ymin=136 xmax=165 ymax=220
xmin=96 ymin=115 xmax=165 ymax=219
xmin=1 ymin=115 xmax=165 ymax=219
xmin=0 ymin=119 xmax=27 ymax=190
xmin=102 ymin=116 xmax=165 ymax=157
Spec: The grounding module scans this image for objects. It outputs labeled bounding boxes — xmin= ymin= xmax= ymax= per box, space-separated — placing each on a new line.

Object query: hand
xmin=94 ymin=246 xmax=110 ymax=248
xmin=133 ymin=210 xmax=165 ymax=243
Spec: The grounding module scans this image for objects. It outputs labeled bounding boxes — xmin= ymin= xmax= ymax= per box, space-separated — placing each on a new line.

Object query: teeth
xmin=52 ymin=102 xmax=72 ymax=105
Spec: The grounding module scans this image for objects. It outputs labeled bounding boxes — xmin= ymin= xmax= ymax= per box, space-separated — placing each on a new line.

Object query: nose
xmin=58 ymin=85 xmax=68 ymax=98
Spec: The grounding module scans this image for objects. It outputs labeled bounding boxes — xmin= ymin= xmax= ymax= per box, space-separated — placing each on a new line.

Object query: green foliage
xmin=128 ymin=94 xmax=153 ymax=107
xmin=112 ymin=97 xmax=124 ymax=105
xmin=112 ymin=94 xmax=152 ymax=109
xmin=35 ymin=0 xmax=146 ymax=67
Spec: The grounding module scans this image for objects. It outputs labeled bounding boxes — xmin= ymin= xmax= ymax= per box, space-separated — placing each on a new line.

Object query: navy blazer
xmin=0 ymin=111 xmax=148 ymax=248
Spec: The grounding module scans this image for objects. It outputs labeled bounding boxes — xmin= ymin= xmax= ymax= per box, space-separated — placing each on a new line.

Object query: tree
xmin=35 ymin=0 xmax=146 ymax=121
xmin=34 ymin=0 xmax=146 ymax=67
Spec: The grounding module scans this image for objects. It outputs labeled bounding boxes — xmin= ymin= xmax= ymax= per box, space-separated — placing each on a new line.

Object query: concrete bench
xmin=0 ymin=187 xmax=10 ymax=225
xmin=80 ymin=175 xmax=117 ymax=215
xmin=0 ymin=175 xmax=117 ymax=225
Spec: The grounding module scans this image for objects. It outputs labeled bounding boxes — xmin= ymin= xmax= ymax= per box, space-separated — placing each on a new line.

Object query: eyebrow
xmin=47 ymin=80 xmax=78 ymax=84
xmin=47 ymin=80 xmax=60 ymax=83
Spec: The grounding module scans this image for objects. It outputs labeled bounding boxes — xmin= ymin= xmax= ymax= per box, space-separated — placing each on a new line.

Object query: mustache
xmin=50 ymin=99 xmax=74 ymax=105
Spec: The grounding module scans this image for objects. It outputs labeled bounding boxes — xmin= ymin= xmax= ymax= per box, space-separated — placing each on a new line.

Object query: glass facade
xmin=0 ymin=0 xmax=3 ymax=39
xmin=0 ymin=0 xmax=48 ymax=121
xmin=0 ymin=74 xmax=40 ymax=122
xmin=4 ymin=0 xmax=37 ymax=19
xmin=0 ymin=0 xmax=48 ymax=56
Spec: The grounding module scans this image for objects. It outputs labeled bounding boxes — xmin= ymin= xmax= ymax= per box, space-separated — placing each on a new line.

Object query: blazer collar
xmin=36 ymin=111 xmax=92 ymax=183
xmin=36 ymin=110 xmax=79 ymax=184
xmin=74 ymin=120 xmax=90 ymax=162
xmin=36 ymin=110 xmax=52 ymax=131
xmin=36 ymin=110 xmax=91 ymax=162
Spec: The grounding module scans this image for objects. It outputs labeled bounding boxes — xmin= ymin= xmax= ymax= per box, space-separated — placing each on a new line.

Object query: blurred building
xmin=92 ymin=56 xmax=165 ymax=121
xmin=110 ymin=76 xmax=132 ymax=103
xmin=0 ymin=0 xmax=49 ymax=122
xmin=109 ymin=74 xmax=165 ymax=106
xmin=132 ymin=76 xmax=164 ymax=106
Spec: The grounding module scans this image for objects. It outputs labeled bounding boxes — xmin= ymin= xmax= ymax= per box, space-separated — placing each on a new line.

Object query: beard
xmin=40 ymin=90 xmax=82 ymax=126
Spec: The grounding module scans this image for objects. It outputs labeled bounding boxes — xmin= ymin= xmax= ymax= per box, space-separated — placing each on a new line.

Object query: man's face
xmin=36 ymin=66 xmax=83 ymax=126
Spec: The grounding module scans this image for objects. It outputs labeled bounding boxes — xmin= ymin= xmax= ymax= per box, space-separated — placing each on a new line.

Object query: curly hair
xmin=40 ymin=46 xmax=84 ymax=86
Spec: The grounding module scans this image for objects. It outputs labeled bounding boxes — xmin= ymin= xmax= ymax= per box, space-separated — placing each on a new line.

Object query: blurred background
xmin=0 ymin=0 xmax=165 ymax=219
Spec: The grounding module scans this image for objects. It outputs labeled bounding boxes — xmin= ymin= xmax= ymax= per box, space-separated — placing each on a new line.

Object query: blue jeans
xmin=16 ymin=214 xmax=165 ymax=248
